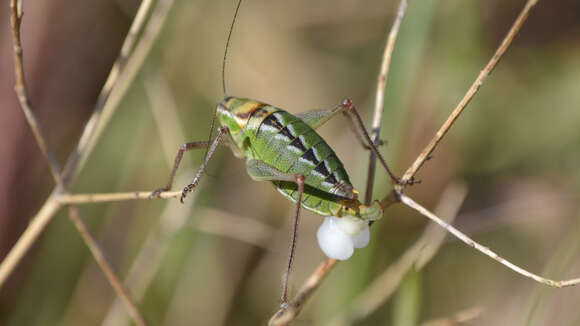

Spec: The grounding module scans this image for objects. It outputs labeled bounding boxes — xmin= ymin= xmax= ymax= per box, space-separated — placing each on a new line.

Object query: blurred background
xmin=1 ymin=0 xmax=580 ymax=325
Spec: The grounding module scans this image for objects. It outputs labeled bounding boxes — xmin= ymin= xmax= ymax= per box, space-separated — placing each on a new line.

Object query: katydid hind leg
xmin=340 ymin=99 xmax=405 ymax=185
xmin=281 ymin=173 xmax=305 ymax=308
xmin=245 ymin=159 xmax=305 ymax=307
xmin=150 ymin=140 xmax=211 ymax=198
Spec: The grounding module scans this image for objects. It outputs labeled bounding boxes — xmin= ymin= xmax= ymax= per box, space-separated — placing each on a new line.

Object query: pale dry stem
xmin=60 ymin=0 xmax=156 ymax=184
xmin=56 ymin=191 xmax=182 ymax=204
xmin=399 ymin=0 xmax=539 ymax=185
xmin=399 ymin=194 xmax=580 ymax=288
xmin=9 ymin=0 xmax=64 ymax=190
xmin=2 ymin=0 xmax=165 ymax=324
xmin=364 ymin=0 xmax=408 ymax=204
xmin=101 ymin=73 xmax=208 ymax=326
xmin=67 ymin=207 xmax=148 ymax=326
xmin=269 ymin=259 xmax=337 ymax=326
xmin=0 ymin=0 xmax=169 ymax=289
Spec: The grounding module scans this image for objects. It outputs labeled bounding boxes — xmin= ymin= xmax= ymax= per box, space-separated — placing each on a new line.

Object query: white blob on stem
xmin=317 ymin=216 xmax=370 ymax=260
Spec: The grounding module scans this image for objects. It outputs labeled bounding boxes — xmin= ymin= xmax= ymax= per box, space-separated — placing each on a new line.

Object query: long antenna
xmin=203 ymin=0 xmax=243 ymax=175
xmin=222 ymin=0 xmax=243 ymax=95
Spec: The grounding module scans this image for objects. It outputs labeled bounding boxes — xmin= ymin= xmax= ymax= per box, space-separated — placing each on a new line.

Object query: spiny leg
xmin=341 ymin=108 xmax=385 ymax=151
xmin=150 ymin=140 xmax=210 ymax=198
xmin=339 ymin=99 xmax=406 ymax=185
xmin=246 ymin=159 xmax=305 ymax=308
xmin=180 ymin=126 xmax=229 ymax=203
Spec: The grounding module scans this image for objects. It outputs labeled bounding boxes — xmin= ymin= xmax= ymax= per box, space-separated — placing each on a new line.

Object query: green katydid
xmin=149 ymin=0 xmax=410 ymax=307
xmin=150 ymin=95 xmax=406 ymax=306
xmin=150 ymin=0 xmax=580 ymax=311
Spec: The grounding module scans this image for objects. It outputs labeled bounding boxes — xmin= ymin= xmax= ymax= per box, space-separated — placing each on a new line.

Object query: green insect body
xmin=217 ymin=96 xmax=383 ymax=220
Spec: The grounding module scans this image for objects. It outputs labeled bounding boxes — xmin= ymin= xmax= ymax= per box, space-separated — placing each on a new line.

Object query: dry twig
xmin=398 ymin=0 xmax=539 ymax=186
xmin=56 ymin=191 xmax=182 ymax=204
xmin=2 ymin=1 xmax=164 ymax=325
xmin=9 ymin=0 xmax=63 ymax=190
xmin=0 ymin=0 xmax=170 ymax=289
xmin=399 ymin=194 xmax=580 ymax=288
xmin=269 ymin=259 xmax=337 ymax=326
xmin=365 ymin=0 xmax=408 ymax=204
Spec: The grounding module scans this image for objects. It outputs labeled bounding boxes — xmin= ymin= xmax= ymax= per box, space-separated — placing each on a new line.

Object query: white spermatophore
xmin=316 ymin=216 xmax=370 ymax=260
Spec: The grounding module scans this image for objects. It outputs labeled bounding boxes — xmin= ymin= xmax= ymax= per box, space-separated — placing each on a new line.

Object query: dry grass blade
xmin=4 ymin=1 xmax=154 ymax=324
xmin=399 ymin=0 xmax=539 ymax=185
xmin=0 ymin=197 xmax=61 ymax=287
xmin=365 ymin=0 xmax=408 ymax=204
xmin=268 ymin=259 xmax=337 ymax=326
xmin=67 ymin=207 xmax=148 ymax=326
xmin=329 ymin=182 xmax=468 ymax=325
xmin=60 ymin=0 xmax=156 ymax=185
xmin=56 ymin=191 xmax=182 ymax=204
xmin=9 ymin=0 xmax=64 ymax=190
xmin=399 ymin=193 xmax=580 ymax=288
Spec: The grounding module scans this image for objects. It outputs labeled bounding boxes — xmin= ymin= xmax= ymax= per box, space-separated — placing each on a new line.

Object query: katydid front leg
xmin=150 ymin=126 xmax=229 ymax=202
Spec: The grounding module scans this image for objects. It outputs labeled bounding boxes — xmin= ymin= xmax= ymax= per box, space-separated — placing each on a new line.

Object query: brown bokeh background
xmin=1 ymin=0 xmax=580 ymax=325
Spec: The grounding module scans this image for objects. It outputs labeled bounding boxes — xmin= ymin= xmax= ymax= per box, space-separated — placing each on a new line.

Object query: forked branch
xmin=6 ymin=1 xmax=149 ymax=325
xmin=0 ymin=0 xmax=169 ymax=289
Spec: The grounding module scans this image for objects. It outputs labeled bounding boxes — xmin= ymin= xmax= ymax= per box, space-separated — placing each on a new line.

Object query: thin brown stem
xmin=0 ymin=0 xmax=170 ymax=291
xmin=399 ymin=0 xmax=539 ymax=186
xmin=60 ymin=0 xmax=156 ymax=185
xmin=9 ymin=0 xmax=63 ymax=190
xmin=269 ymin=259 xmax=337 ymax=326
xmin=67 ymin=207 xmax=148 ymax=326
xmin=56 ymin=191 xmax=182 ymax=204
xmin=365 ymin=0 xmax=408 ymax=204
xmin=5 ymin=1 xmax=150 ymax=324
xmin=0 ymin=196 xmax=61 ymax=287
